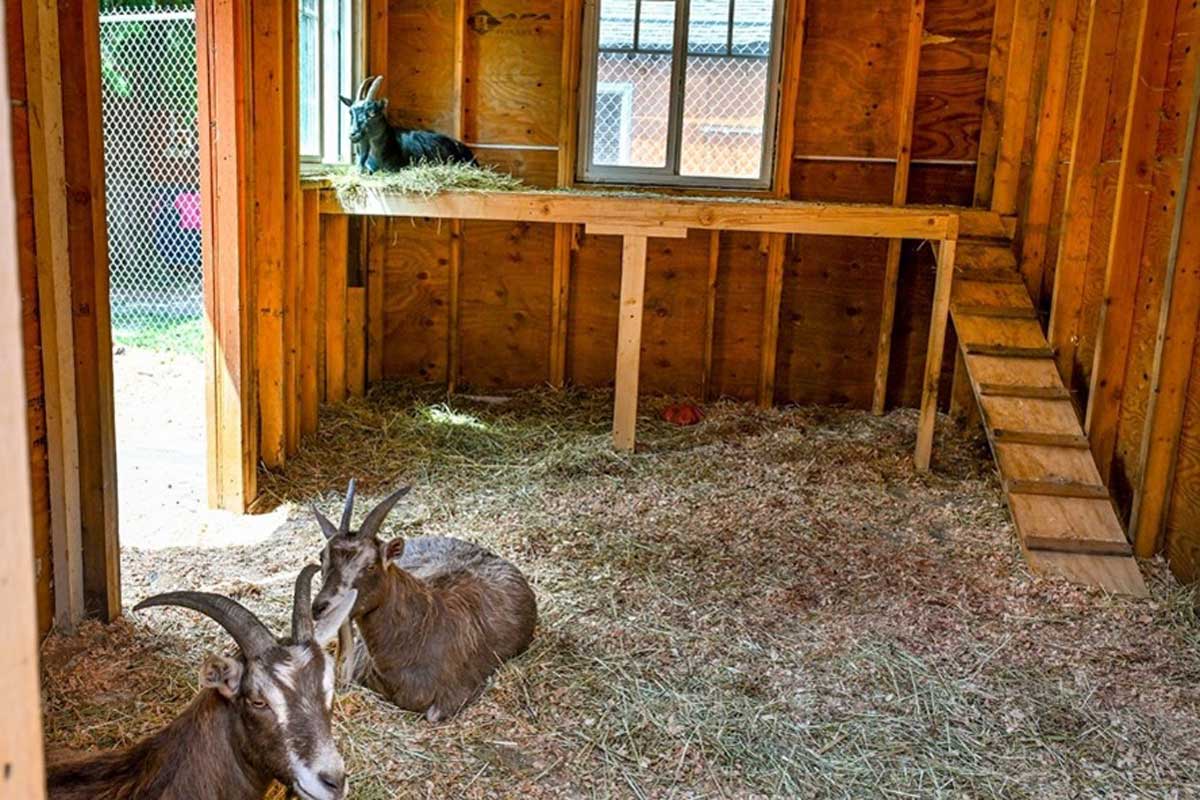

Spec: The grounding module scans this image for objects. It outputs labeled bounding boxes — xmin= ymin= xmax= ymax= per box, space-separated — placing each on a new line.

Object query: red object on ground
xmin=662 ymin=403 xmax=704 ymax=426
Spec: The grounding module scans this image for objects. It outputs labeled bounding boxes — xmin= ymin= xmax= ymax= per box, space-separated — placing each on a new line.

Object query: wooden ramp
xmin=950 ymin=239 xmax=1148 ymax=597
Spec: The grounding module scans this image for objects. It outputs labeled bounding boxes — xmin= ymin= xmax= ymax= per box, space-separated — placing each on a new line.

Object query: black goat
xmin=340 ymin=76 xmax=476 ymax=174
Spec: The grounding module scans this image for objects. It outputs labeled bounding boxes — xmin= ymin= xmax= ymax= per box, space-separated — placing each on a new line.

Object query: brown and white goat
xmin=46 ymin=565 xmax=357 ymax=800
xmin=311 ymin=482 xmax=537 ymax=722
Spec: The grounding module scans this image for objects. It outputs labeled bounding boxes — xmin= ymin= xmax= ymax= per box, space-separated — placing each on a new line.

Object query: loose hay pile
xmin=316 ymin=163 xmax=527 ymax=206
xmin=43 ymin=385 xmax=1200 ymax=798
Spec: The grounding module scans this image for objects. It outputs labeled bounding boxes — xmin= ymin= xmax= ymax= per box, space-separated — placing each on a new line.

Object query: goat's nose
xmin=318 ymin=770 xmax=345 ymax=792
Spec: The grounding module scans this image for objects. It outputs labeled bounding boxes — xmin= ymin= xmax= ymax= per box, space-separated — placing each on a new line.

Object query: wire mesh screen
xmin=100 ymin=5 xmax=202 ymax=354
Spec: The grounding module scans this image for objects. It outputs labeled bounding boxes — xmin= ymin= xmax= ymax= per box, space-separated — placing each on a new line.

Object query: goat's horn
xmin=312 ymin=505 xmax=339 ymax=540
xmin=365 ymin=75 xmax=384 ymax=101
xmin=291 ymin=564 xmax=319 ymax=644
xmin=135 ymin=591 xmax=276 ymax=659
xmin=358 ymin=486 xmax=412 ymax=539
xmin=355 ymin=75 xmax=375 ymax=100
xmin=339 ymin=478 xmax=357 ymax=534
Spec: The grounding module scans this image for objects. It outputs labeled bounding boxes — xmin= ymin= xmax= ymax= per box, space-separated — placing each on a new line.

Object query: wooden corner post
xmin=915 ymin=229 xmax=958 ymax=471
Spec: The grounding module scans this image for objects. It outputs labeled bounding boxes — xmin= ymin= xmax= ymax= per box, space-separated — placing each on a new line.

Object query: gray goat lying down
xmin=341 ymin=76 xmax=476 ymax=174
xmin=311 ymin=481 xmax=537 ymax=722
xmin=46 ymin=566 xmax=357 ymax=800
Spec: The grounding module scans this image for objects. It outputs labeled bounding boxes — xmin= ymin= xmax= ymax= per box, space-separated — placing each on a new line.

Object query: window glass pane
xmin=679 ymin=55 xmax=768 ymax=178
xmin=598 ymin=0 xmax=635 ymax=50
xmin=731 ymin=0 xmax=773 ymax=56
xmin=688 ymin=0 xmax=729 ymax=55
xmin=593 ymin=53 xmax=671 ymax=168
xmin=320 ymin=0 xmax=342 ymax=161
xmin=299 ymin=0 xmax=320 ymax=156
xmin=636 ymin=0 xmax=676 ymax=50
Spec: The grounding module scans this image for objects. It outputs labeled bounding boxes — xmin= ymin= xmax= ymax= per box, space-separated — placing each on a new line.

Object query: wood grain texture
xmin=975 ymin=0 xmax=1016 ymax=205
xmin=458 ymin=221 xmax=554 ymax=389
xmin=324 ymin=215 xmax=348 ymax=403
xmin=566 ymin=231 xmax=620 ymax=387
xmin=381 ymin=219 xmax=452 ymax=382
xmin=710 ymin=232 xmax=767 ymax=401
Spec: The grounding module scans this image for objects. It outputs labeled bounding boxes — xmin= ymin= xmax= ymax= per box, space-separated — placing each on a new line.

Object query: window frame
xmin=576 ymin=0 xmax=787 ymax=189
xmin=300 ymin=0 xmax=365 ymax=165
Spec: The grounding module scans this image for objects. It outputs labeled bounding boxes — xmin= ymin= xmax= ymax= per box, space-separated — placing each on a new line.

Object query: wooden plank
xmin=346 ymin=287 xmax=366 ymax=398
xmin=1085 ymin=0 xmax=1178 ymax=482
xmin=321 ymin=190 xmax=961 ymax=240
xmin=758 ymin=233 xmax=787 ymax=407
xmin=366 ymin=0 xmax=387 ymax=78
xmin=300 ymin=190 xmax=320 ymax=434
xmin=979 ymin=383 xmax=1072 ymax=399
xmin=954 ymin=304 xmax=1039 ymax=319
xmin=252 ymin=0 xmax=286 ymax=469
xmin=324 ymin=215 xmax=348 ymax=404
xmin=872 ymin=0 xmax=925 ymax=416
xmin=380 ymin=219 xmax=450 ymax=382
xmin=556 ymin=0 xmax=584 ymax=187
xmin=993 ymin=429 xmax=1091 ymax=447
xmin=1011 ymin=491 xmax=1131 ymax=544
xmin=1025 ymin=536 xmax=1133 ymax=555
xmin=982 ymin=395 xmax=1084 ymax=433
xmin=283 ymin=0 xmax=300 ymax=457
xmin=1024 ymin=547 xmax=1148 ymax=595
xmin=584 ymin=223 xmax=689 ymax=239
xmin=549 ymin=223 xmax=573 ymax=388
xmin=975 ymin=0 xmax=1017 ymax=206
xmin=613 ymin=235 xmax=648 ymax=451
xmin=963 ymin=343 xmax=1055 ymax=358
xmin=366 ymin=218 xmax=385 ymax=387
xmin=773 ymin=0 xmax=807 ymax=196
xmin=1006 ymin=479 xmax=1110 ymax=498
xmin=1047 ymin=0 xmax=1124 ymax=388
xmin=915 ymin=238 xmax=956 ymax=470
xmin=198 ymin=0 xmax=256 ymax=511
xmin=955 ymin=267 xmax=1025 ymax=283
xmin=991 ymin=0 xmax=1042 ymax=214
xmin=0 ymin=11 xmax=50 ymax=786
xmin=22 ymin=0 xmax=83 ymax=626
xmin=1129 ymin=54 xmax=1200 ymax=556
xmin=1018 ymin=0 xmax=1080 ymax=302
xmin=447 ymin=218 xmax=462 ymax=392
xmin=701 ymin=230 xmax=720 ymax=400
xmin=451 ymin=0 xmax=465 ymax=139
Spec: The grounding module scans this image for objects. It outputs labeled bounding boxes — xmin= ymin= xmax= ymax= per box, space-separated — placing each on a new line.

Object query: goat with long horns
xmin=311 ymin=480 xmax=537 ymax=722
xmin=341 ymin=76 xmax=476 ymax=174
xmin=46 ymin=566 xmax=356 ymax=800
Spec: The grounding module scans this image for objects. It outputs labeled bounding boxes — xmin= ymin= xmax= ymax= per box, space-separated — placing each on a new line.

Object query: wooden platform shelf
xmin=319 ymin=187 xmax=964 ymax=466
xmin=951 ymin=240 xmax=1147 ymax=596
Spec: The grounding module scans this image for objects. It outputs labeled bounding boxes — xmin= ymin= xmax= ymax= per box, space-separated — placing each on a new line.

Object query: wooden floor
xmin=950 ymin=239 xmax=1148 ymax=597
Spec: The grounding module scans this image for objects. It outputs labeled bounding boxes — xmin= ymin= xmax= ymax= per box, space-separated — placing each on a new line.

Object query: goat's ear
xmin=313 ymin=589 xmax=356 ymax=646
xmin=379 ymin=536 xmax=405 ymax=564
xmin=199 ymin=654 xmax=243 ymax=700
xmin=339 ymin=95 xmax=353 ymax=107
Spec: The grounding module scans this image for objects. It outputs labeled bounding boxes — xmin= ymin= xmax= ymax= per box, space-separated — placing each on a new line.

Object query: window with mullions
xmin=578 ymin=0 xmax=784 ymax=187
xmin=299 ymin=0 xmax=359 ymax=163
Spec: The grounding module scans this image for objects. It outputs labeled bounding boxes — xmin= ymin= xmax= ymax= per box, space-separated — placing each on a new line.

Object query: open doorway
xmin=99 ymin=2 xmax=206 ymax=550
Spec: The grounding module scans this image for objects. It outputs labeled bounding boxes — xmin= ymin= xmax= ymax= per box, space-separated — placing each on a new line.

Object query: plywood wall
xmin=355 ymin=0 xmax=999 ymax=405
xmin=1028 ymin=0 xmax=1200 ymax=580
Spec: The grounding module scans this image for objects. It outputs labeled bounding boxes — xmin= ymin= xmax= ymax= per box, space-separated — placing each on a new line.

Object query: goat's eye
xmin=249 ymin=697 xmax=268 ymax=711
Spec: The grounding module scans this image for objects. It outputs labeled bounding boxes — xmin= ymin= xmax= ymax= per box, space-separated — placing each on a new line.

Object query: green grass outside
xmin=111 ymin=313 xmax=205 ymax=356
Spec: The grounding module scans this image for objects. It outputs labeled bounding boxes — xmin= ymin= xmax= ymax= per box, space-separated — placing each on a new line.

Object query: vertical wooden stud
xmin=701 ymin=229 xmax=720 ymax=400
xmin=757 ymin=233 xmax=787 ymax=407
xmin=324 ymin=214 xmax=348 ymax=403
xmin=346 ymin=287 xmax=366 ymax=398
xmin=300 ymin=191 xmax=320 ymax=433
xmin=613 ymin=235 xmax=649 ymax=451
xmin=916 ymin=236 xmax=957 ymax=470
xmin=448 ymin=219 xmax=463 ymax=393
xmin=366 ymin=218 xmax=385 ymax=386
xmin=975 ymin=0 xmax=1017 ymax=207
xmin=549 ymin=223 xmax=572 ymax=387
xmin=991 ymin=0 xmax=1041 ymax=215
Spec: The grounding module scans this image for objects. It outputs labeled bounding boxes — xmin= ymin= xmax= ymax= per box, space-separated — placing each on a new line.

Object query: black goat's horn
xmin=365 ymin=75 xmax=384 ymax=101
xmin=340 ymin=478 xmax=357 ymax=534
xmin=135 ymin=591 xmax=276 ymax=659
xmin=291 ymin=565 xmax=319 ymax=644
xmin=358 ymin=486 xmax=412 ymax=539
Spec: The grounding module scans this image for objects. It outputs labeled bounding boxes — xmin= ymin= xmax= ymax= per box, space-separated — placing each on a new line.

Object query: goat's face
xmin=341 ymin=99 xmax=388 ymax=144
xmin=205 ymin=641 xmax=345 ymax=800
xmin=136 ymin=567 xmax=356 ymax=800
xmin=312 ymin=483 xmax=411 ymax=620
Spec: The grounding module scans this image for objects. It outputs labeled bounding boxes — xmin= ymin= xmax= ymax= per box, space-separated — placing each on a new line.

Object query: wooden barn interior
xmin=3 ymin=0 xmax=1200 ymax=794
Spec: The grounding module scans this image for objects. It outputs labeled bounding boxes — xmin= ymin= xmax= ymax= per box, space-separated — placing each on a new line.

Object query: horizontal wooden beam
xmin=978 ymin=383 xmax=1071 ymax=400
xmin=992 ymin=429 xmax=1092 ymax=448
xmin=318 ymin=189 xmax=961 ymax=240
xmin=1006 ymin=479 xmax=1110 ymax=499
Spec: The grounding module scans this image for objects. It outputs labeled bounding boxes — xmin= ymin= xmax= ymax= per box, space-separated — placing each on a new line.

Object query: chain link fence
xmin=100 ymin=4 xmax=202 ymax=354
